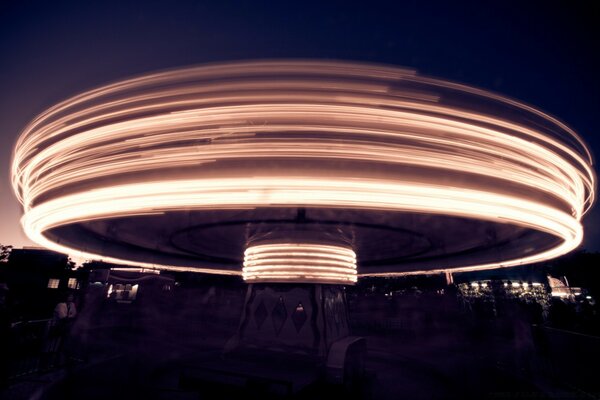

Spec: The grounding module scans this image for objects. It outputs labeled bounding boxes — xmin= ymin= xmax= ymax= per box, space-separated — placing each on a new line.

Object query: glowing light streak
xmin=243 ymin=243 xmax=357 ymax=284
xmin=11 ymin=60 xmax=595 ymax=277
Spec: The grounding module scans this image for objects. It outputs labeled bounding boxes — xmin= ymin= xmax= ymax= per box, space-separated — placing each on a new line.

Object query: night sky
xmin=1 ymin=1 xmax=599 ymax=252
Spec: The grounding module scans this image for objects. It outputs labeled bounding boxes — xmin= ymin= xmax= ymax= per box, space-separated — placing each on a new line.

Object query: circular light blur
xmin=243 ymin=243 xmax=357 ymax=284
xmin=11 ymin=60 xmax=595 ymax=276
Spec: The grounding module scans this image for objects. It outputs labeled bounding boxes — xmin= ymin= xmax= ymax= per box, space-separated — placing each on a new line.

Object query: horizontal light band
xmin=243 ymin=243 xmax=357 ymax=284
xmin=18 ymin=176 xmax=582 ymax=273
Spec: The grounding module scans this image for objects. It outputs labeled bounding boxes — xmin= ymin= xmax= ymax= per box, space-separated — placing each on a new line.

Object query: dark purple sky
xmin=1 ymin=0 xmax=599 ymax=251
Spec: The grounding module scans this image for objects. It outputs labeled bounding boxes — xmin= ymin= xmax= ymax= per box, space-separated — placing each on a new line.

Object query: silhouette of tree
xmin=0 ymin=244 xmax=12 ymax=263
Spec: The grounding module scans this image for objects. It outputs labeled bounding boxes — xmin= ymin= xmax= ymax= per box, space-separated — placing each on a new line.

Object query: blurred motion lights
xmin=11 ymin=60 xmax=595 ymax=281
xmin=243 ymin=243 xmax=357 ymax=284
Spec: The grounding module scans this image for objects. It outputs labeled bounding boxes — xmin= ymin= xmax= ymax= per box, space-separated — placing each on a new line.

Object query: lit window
xmin=108 ymin=282 xmax=139 ymax=303
xmin=47 ymin=279 xmax=60 ymax=289
xmin=68 ymin=278 xmax=77 ymax=289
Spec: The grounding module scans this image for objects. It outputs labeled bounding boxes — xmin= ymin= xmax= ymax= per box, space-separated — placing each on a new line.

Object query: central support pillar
xmin=186 ymin=241 xmax=365 ymax=393
xmin=227 ymin=283 xmax=351 ymax=358
xmin=232 ymin=241 xmax=357 ymax=356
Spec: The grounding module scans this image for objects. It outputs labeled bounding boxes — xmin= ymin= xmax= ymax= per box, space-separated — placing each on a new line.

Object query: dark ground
xmin=2 ymin=281 xmax=599 ymax=400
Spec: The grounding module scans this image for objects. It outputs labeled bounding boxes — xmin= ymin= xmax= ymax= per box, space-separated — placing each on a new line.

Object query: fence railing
xmin=7 ymin=318 xmax=71 ymax=379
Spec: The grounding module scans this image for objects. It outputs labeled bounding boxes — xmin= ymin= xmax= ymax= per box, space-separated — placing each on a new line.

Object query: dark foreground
xmin=2 ymin=282 xmax=599 ymax=400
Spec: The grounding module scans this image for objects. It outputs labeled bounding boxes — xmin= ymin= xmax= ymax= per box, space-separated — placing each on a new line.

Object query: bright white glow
xmin=243 ymin=243 xmax=357 ymax=284
xmin=512 ymin=282 xmax=521 ymax=288
xmin=532 ymin=282 xmax=542 ymax=287
xmin=471 ymin=282 xmax=479 ymax=288
xmin=110 ymin=267 xmax=160 ymax=274
xmin=10 ymin=60 xmax=595 ymax=277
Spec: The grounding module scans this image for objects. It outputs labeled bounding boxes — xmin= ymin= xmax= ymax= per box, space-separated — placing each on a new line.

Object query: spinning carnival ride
xmin=12 ymin=61 xmax=595 ymax=284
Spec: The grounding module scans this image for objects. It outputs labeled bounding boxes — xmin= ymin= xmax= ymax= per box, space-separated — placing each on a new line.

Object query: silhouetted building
xmin=1 ymin=248 xmax=84 ymax=320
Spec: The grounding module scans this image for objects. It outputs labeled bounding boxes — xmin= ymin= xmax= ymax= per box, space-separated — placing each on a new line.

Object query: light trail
xmin=243 ymin=243 xmax=357 ymax=284
xmin=11 ymin=60 xmax=595 ymax=279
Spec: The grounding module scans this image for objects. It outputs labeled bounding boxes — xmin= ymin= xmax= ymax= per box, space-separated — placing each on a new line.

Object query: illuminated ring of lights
xmin=243 ymin=243 xmax=357 ymax=284
xmin=11 ymin=60 xmax=595 ymax=279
